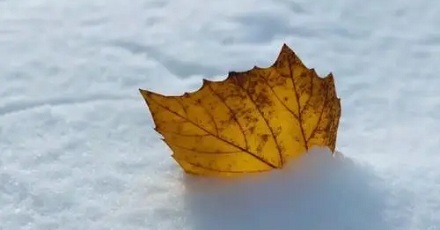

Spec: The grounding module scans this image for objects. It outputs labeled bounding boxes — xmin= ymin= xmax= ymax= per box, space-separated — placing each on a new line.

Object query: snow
xmin=184 ymin=150 xmax=390 ymax=230
xmin=1 ymin=0 xmax=439 ymax=229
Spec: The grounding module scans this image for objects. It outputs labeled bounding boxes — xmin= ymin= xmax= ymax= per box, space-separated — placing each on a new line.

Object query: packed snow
xmin=1 ymin=0 xmax=439 ymax=229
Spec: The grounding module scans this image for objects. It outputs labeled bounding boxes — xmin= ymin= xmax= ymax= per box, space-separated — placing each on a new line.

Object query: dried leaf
xmin=140 ymin=44 xmax=341 ymax=176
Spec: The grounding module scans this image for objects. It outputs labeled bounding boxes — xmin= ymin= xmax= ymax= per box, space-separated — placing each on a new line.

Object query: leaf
xmin=139 ymin=44 xmax=341 ymax=176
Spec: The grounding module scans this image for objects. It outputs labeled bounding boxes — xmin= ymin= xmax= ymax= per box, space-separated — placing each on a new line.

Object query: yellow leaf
xmin=140 ymin=44 xmax=341 ymax=176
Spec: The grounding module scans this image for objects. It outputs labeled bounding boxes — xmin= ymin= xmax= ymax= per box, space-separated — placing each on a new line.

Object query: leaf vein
xmin=148 ymin=90 xmax=277 ymax=169
xmin=301 ymin=72 xmax=314 ymax=114
xmin=170 ymin=142 xmax=242 ymax=154
xmin=307 ymin=84 xmax=329 ymax=142
xmin=287 ymin=56 xmax=309 ymax=150
xmin=232 ymin=75 xmax=283 ymax=167
xmin=198 ymin=99 xmax=220 ymax=136
xmin=159 ymin=129 xmax=211 ymax=137
xmin=206 ymin=83 xmax=249 ymax=150
xmin=259 ymin=72 xmax=299 ymax=120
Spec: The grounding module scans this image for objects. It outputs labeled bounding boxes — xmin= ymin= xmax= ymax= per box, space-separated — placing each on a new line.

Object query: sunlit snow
xmin=1 ymin=0 xmax=439 ymax=229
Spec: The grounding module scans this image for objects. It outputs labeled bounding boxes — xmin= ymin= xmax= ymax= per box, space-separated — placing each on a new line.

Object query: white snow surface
xmin=1 ymin=0 xmax=440 ymax=229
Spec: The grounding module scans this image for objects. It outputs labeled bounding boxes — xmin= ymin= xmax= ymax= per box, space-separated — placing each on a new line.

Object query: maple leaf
xmin=139 ymin=44 xmax=341 ymax=176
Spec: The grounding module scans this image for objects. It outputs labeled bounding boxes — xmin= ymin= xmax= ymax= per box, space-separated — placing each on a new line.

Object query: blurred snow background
xmin=1 ymin=0 xmax=439 ymax=229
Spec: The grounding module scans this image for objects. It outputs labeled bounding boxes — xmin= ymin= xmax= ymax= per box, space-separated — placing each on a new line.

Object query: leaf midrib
xmin=147 ymin=95 xmax=278 ymax=169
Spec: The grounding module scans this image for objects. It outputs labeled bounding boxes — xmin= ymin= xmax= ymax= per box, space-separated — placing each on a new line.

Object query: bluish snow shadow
xmin=183 ymin=148 xmax=391 ymax=230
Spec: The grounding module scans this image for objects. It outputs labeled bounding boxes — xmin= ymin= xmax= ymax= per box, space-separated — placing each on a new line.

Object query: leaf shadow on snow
xmin=182 ymin=148 xmax=392 ymax=230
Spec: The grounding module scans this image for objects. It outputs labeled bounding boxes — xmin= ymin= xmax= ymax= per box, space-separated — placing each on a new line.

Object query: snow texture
xmin=1 ymin=0 xmax=439 ymax=229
